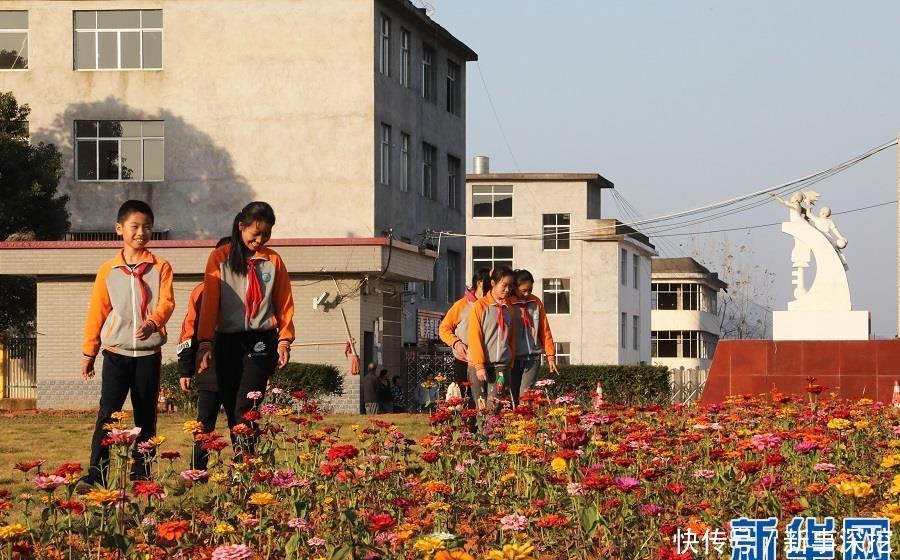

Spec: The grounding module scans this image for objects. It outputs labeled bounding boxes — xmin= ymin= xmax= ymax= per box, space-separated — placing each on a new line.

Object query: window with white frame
xmin=620 ymin=249 xmax=628 ymax=285
xmin=620 ymin=312 xmax=627 ymax=349
xmin=632 ymin=315 xmax=640 ymax=350
xmin=542 ymin=278 xmax=570 ymax=315
xmin=421 ymin=142 xmax=436 ymax=199
xmin=380 ymin=123 xmax=391 ymax=186
xmin=700 ymin=285 xmax=718 ymax=315
xmin=472 ymin=246 xmax=512 ymax=273
xmin=421 ymin=43 xmax=435 ymax=101
xmin=446 ymin=59 xmax=460 ymax=115
xmin=400 ymin=132 xmax=410 ymax=192
xmin=447 ymin=155 xmax=460 ymax=210
xmin=447 ymin=250 xmax=461 ymax=303
xmin=400 ymin=29 xmax=410 ymax=87
xmin=75 ymin=120 xmax=164 ymax=181
xmin=422 ymin=280 xmax=435 ymax=302
xmin=542 ymin=213 xmax=570 ymax=250
xmin=0 ymin=11 xmax=28 ymax=70
xmin=632 ymin=254 xmax=640 ymax=289
xmin=472 ymin=185 xmax=513 ymax=218
xmin=547 ymin=342 xmax=571 ymax=365
xmin=651 ymin=330 xmax=717 ymax=360
xmin=379 ymin=14 xmax=391 ymax=76
xmin=74 ymin=10 xmax=162 ymax=70
xmin=652 ymin=283 xmax=713 ymax=311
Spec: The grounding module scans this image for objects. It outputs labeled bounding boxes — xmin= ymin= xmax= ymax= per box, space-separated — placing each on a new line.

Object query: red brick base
xmin=700 ymin=340 xmax=900 ymax=404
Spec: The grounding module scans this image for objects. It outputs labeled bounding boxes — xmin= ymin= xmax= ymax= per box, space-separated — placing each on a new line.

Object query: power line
xmin=474 ymin=61 xmax=521 ymax=172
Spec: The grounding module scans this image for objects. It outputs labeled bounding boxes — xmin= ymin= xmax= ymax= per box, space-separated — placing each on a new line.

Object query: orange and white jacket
xmin=82 ymin=250 xmax=175 ymax=357
xmin=467 ymin=292 xmax=516 ymax=371
xmin=510 ymin=294 xmax=555 ymax=358
xmin=197 ymin=245 xmax=295 ymax=344
xmin=438 ymin=289 xmax=479 ymax=355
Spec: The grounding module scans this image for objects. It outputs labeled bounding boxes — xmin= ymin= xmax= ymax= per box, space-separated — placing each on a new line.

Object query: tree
xmin=691 ymin=236 xmax=775 ymax=340
xmin=0 ymin=91 xmax=70 ymax=334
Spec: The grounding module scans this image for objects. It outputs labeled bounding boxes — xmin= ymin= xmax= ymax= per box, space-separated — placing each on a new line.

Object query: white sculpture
xmin=770 ymin=191 xmax=869 ymax=340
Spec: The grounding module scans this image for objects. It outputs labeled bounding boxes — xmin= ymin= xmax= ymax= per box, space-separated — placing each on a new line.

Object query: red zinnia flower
xmin=57 ymin=500 xmax=86 ymax=515
xmin=157 ymin=520 xmax=190 ymax=542
xmin=161 ymin=451 xmax=181 ymax=460
xmin=421 ymin=451 xmax=440 ymax=464
xmin=242 ymin=410 xmax=261 ymax=422
xmin=327 ymin=444 xmax=359 ymax=462
xmin=535 ymin=514 xmax=569 ymax=528
xmin=367 ymin=513 xmax=397 ymax=533
xmin=54 ymin=463 xmax=83 ymax=477
xmin=134 ymin=481 xmax=165 ymax=500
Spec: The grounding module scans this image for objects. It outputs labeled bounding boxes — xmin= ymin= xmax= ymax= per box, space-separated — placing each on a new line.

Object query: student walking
xmin=510 ymin=269 xmax=558 ymax=406
xmin=467 ymin=267 xmax=517 ymax=418
xmin=177 ymin=239 xmax=229 ymax=469
xmin=79 ymin=200 xmax=175 ymax=491
xmin=439 ymin=268 xmax=491 ymax=384
xmin=195 ymin=202 xmax=294 ymax=456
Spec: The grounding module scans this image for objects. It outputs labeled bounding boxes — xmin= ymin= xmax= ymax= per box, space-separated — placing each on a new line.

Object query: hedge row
xmin=160 ymin=361 xmax=344 ymax=412
xmin=539 ymin=364 xmax=670 ymax=405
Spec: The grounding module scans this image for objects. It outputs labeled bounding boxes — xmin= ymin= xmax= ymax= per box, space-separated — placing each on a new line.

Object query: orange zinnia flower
xmin=435 ymin=551 xmax=475 ymax=560
xmin=157 ymin=520 xmax=190 ymax=542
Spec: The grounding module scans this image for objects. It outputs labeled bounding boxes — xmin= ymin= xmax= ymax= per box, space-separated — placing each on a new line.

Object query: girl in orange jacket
xmin=439 ymin=268 xmax=492 ymax=384
xmin=510 ymin=269 xmax=558 ymax=406
xmin=467 ymin=267 xmax=517 ymax=414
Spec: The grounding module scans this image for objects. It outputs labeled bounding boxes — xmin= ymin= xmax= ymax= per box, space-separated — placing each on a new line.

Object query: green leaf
xmin=580 ymin=505 xmax=600 ymax=535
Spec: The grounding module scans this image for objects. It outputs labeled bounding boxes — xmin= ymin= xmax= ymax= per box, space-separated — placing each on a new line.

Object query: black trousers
xmin=215 ymin=331 xmax=278 ymax=455
xmin=86 ymin=350 xmax=161 ymax=484
xmin=192 ymin=389 xmax=223 ymax=470
xmin=452 ymin=358 xmax=469 ymax=384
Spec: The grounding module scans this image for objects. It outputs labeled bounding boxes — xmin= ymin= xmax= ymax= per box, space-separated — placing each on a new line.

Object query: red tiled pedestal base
xmin=699 ymin=340 xmax=900 ymax=404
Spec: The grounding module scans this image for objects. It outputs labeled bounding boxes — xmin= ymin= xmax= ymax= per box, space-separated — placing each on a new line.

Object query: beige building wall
xmin=464 ymin=175 xmax=655 ymax=365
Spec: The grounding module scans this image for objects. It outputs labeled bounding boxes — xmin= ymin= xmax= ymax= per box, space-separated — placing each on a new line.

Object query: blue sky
xmin=431 ymin=0 xmax=900 ymax=337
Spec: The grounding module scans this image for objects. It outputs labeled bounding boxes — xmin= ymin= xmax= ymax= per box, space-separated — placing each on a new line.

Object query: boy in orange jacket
xmin=79 ymin=200 xmax=175 ymax=490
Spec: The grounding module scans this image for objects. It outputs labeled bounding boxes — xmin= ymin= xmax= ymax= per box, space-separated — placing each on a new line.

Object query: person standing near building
xmin=390 ymin=375 xmax=406 ymax=412
xmin=362 ymin=363 xmax=380 ymax=414
xmin=467 ymin=267 xmax=517 ymax=416
xmin=195 ymin=202 xmax=295 ymax=456
xmin=509 ymin=269 xmax=558 ymax=406
xmin=177 ymin=237 xmax=230 ymax=470
xmin=377 ymin=369 xmax=393 ymax=412
xmin=439 ymin=269 xmax=491 ymax=383
xmin=78 ymin=200 xmax=175 ymax=491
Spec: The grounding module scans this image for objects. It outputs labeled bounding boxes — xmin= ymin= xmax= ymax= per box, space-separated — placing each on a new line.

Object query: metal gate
xmin=2 ymin=336 xmax=37 ymax=399
xmin=669 ymin=367 xmax=707 ymax=404
xmin=404 ymin=347 xmax=453 ymax=411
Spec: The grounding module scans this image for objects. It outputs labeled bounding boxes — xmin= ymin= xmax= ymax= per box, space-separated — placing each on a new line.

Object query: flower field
xmin=1 ymin=379 xmax=900 ymax=559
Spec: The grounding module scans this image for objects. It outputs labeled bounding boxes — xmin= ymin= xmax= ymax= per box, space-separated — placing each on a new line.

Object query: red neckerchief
xmin=464 ymin=289 xmax=478 ymax=303
xmin=121 ymin=262 xmax=151 ymax=320
xmin=246 ymin=259 xmax=263 ymax=322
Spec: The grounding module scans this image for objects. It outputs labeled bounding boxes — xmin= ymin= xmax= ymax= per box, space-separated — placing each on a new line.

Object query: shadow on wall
xmin=32 ymin=97 xmax=254 ymax=239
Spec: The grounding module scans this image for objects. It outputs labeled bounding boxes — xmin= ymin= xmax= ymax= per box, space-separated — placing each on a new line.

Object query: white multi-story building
xmin=465 ymin=159 xmax=656 ymax=365
xmin=650 ymin=257 xmax=727 ymax=371
xmin=0 ymin=0 xmax=476 ymax=410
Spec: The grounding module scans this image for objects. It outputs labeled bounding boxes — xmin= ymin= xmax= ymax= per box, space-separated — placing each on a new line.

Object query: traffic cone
xmin=893 ymin=381 xmax=900 ymax=408
xmin=593 ymin=382 xmax=605 ymax=409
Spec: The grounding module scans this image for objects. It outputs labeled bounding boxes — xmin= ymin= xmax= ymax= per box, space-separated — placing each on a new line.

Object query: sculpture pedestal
xmin=773 ymin=310 xmax=870 ymax=341
xmin=700 ymin=339 xmax=900 ymax=404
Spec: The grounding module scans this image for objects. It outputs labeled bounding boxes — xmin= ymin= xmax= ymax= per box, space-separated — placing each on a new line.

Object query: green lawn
xmin=0 ymin=409 xmax=431 ymax=498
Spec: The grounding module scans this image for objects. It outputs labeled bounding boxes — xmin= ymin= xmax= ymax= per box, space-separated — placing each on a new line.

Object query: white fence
xmin=669 ymin=367 xmax=708 ymax=404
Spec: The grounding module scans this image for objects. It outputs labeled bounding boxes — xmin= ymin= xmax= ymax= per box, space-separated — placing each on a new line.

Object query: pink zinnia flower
xmin=614 ymin=477 xmax=641 ymax=492
xmin=246 ymin=391 xmax=263 ymax=400
xmin=693 ymin=469 xmax=716 ymax=479
xmin=211 ymin=544 xmax=253 ymax=560
xmin=814 ymin=462 xmax=837 ymax=473
xmin=288 ymin=518 xmax=311 ymax=531
xmin=107 ymin=427 xmax=142 ymax=446
xmin=566 ymin=483 xmax=587 ymax=496
xmin=750 ymin=433 xmax=782 ymax=452
xmin=309 ymin=537 xmax=326 ymax=546
xmin=794 ymin=441 xmax=817 ymax=453
xmin=33 ymin=473 xmax=66 ymax=491
xmin=639 ymin=504 xmax=664 ymax=517
xmin=180 ymin=469 xmax=210 ymax=482
xmin=500 ymin=514 xmax=528 ymax=532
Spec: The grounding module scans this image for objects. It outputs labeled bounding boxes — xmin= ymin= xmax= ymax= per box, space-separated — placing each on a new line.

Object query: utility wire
xmin=475 ymin=61 xmax=521 ymax=172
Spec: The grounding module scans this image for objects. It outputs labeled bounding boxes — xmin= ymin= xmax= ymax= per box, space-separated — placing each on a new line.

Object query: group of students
xmin=78 ymin=200 xmax=295 ymax=491
xmin=439 ymin=266 xmax=558 ymax=418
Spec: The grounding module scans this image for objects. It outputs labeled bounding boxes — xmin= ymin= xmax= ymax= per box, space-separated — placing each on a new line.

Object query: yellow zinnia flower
xmin=887 ymin=475 xmax=900 ymax=495
xmin=84 ymin=489 xmax=120 ymax=507
xmin=881 ymin=454 xmax=900 ymax=469
xmin=827 ymin=418 xmax=851 ymax=431
xmin=0 ymin=524 xmax=28 ymax=541
xmin=483 ymin=542 xmax=536 ymax=560
xmin=834 ymin=480 xmax=873 ymax=498
xmin=878 ymin=503 xmax=900 ymax=523
xmin=213 ymin=521 xmax=235 ymax=535
xmin=182 ymin=420 xmax=204 ymax=434
xmin=247 ymin=492 xmax=277 ymax=506
xmin=413 ymin=536 xmax=446 ymax=556
xmin=550 ymin=457 xmax=567 ymax=474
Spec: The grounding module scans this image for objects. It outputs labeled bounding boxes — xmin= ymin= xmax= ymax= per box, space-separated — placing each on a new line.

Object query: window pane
xmin=98 ymin=140 xmax=119 ymax=180
xmin=544 ymin=295 xmax=557 ymax=315
xmin=141 ymin=10 xmax=163 ymax=28
xmin=0 ymin=33 xmax=27 ymax=69
xmin=142 ymin=31 xmax=162 ymax=68
xmin=556 ymin=293 xmax=570 ymax=314
xmin=74 ymin=32 xmax=96 ymax=69
xmin=558 ymin=238 xmax=570 ymax=250
xmin=120 ymin=121 xmax=141 ymax=137
xmin=98 ymin=121 xmax=123 ymax=137
xmin=658 ymin=339 xmax=677 ymax=357
xmin=472 ymin=185 xmax=492 ymax=195
xmin=98 ymin=10 xmax=140 ymax=29
xmin=75 ymin=121 xmax=97 ymax=137
xmin=143 ymin=139 xmax=164 ymax=180
xmin=142 ymin=121 xmax=164 ymax=136
xmin=494 ymin=193 xmax=512 ymax=217
xmin=494 ymin=246 xmax=513 ymax=259
xmin=657 ymin=292 xmax=677 ymax=310
xmin=120 ymin=139 xmax=141 ymax=180
xmin=0 ymin=11 xmax=27 ymax=29
xmin=120 ymin=31 xmax=140 ymax=68
xmin=74 ymin=11 xmax=96 ymax=30
xmin=472 ymin=197 xmax=492 ymax=217
xmin=472 ymin=246 xmax=492 ymax=259
xmin=76 ymin=140 xmax=97 ymax=180
xmin=543 ymin=214 xmax=555 ymax=226
xmin=97 ymin=32 xmax=118 ymax=68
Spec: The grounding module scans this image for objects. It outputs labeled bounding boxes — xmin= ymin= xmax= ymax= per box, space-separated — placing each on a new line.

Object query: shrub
xmin=539 ymin=364 xmax=670 ymax=404
xmin=161 ymin=360 xmax=345 ymax=412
